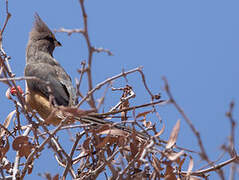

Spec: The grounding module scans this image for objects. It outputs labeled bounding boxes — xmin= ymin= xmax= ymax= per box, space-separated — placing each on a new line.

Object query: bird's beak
xmin=54 ymin=40 xmax=62 ymax=47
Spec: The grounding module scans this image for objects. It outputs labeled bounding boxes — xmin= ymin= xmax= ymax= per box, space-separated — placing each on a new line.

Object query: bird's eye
xmin=45 ymin=36 xmax=55 ymax=42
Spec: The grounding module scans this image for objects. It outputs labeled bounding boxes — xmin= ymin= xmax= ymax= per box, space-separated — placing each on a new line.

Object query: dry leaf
xmin=27 ymin=164 xmax=33 ymax=174
xmin=2 ymin=157 xmax=11 ymax=170
xmin=0 ymin=139 xmax=9 ymax=160
xmin=118 ymin=136 xmax=127 ymax=147
xmin=53 ymin=174 xmax=59 ymax=180
xmin=167 ymin=150 xmax=184 ymax=161
xmin=189 ymin=176 xmax=202 ymax=180
xmin=137 ymin=110 xmax=153 ymax=128
xmin=108 ymin=137 xmax=119 ymax=146
xmin=0 ymin=110 xmax=16 ymax=137
xmin=102 ymin=128 xmax=128 ymax=136
xmin=136 ymin=110 xmax=152 ymax=119
xmin=0 ymin=66 xmax=3 ymax=76
xmin=186 ymin=156 xmax=194 ymax=176
xmin=152 ymin=155 xmax=164 ymax=173
xmin=97 ymin=125 xmax=128 ymax=137
xmin=94 ymin=124 xmax=111 ymax=133
xmin=5 ymin=88 xmax=12 ymax=100
xmin=130 ymin=141 xmax=138 ymax=157
xmin=164 ymin=165 xmax=177 ymax=180
xmin=166 ymin=120 xmax=181 ymax=149
xmin=12 ymin=136 xmax=34 ymax=158
xmin=96 ymin=136 xmax=110 ymax=149
xmin=44 ymin=173 xmax=52 ymax=180
xmin=82 ymin=137 xmax=91 ymax=152
xmin=143 ymin=121 xmax=152 ymax=128
xmin=178 ymin=156 xmax=186 ymax=171
xmin=19 ymin=143 xmax=33 ymax=158
xmin=12 ymin=136 xmax=29 ymax=151
xmin=154 ymin=123 xmax=165 ymax=137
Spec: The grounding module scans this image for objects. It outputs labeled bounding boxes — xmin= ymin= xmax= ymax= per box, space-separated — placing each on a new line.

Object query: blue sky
xmin=1 ymin=0 xmax=239 ymax=179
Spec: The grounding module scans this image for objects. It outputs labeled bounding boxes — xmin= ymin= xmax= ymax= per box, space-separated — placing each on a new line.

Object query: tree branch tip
xmin=7 ymin=13 xmax=11 ymax=19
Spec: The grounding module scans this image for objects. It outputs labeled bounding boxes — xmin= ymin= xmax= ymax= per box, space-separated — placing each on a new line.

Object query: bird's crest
xmin=30 ymin=13 xmax=56 ymax=40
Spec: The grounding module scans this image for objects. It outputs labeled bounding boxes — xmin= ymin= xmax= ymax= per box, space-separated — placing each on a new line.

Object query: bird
xmin=24 ymin=13 xmax=150 ymax=141
xmin=24 ymin=13 xmax=76 ymax=126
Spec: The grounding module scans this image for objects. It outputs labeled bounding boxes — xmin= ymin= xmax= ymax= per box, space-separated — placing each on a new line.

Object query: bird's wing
xmin=24 ymin=62 xmax=74 ymax=106
xmin=54 ymin=65 xmax=76 ymax=106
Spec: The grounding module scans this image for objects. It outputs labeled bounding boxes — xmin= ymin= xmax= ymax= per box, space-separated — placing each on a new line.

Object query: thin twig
xmin=20 ymin=118 xmax=67 ymax=179
xmin=0 ymin=0 xmax=11 ymax=36
xmin=225 ymin=101 xmax=237 ymax=180
xmin=54 ymin=28 xmax=84 ymax=35
xmin=62 ymin=132 xmax=84 ymax=179
xmin=78 ymin=0 xmax=96 ymax=109
xmin=96 ymin=100 xmax=167 ymax=117
xmin=180 ymin=156 xmax=239 ymax=177
xmin=162 ymin=76 xmax=225 ymax=179
xmin=12 ymin=126 xmax=31 ymax=180
xmin=78 ymin=67 xmax=150 ymax=107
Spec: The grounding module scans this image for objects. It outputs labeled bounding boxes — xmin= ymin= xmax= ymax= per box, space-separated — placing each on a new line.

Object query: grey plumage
xmin=25 ymin=13 xmax=76 ymax=107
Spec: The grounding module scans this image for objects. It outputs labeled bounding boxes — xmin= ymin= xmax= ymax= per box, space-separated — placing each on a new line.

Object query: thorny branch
xmin=0 ymin=1 xmax=238 ymax=180
xmin=78 ymin=0 xmax=96 ymax=109
xmin=225 ymin=101 xmax=237 ymax=180
xmin=77 ymin=66 xmax=154 ymax=108
xmin=162 ymin=77 xmax=209 ymax=160
xmin=20 ymin=118 xmax=68 ymax=179
xmin=162 ymin=77 xmax=234 ymax=179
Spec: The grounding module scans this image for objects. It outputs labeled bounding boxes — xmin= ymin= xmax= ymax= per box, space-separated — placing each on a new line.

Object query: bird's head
xmin=28 ymin=13 xmax=61 ymax=56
